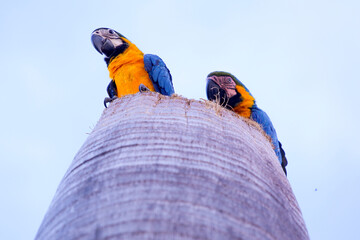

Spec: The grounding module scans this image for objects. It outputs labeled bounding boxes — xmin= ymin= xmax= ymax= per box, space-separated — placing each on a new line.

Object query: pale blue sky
xmin=1 ymin=0 xmax=359 ymax=239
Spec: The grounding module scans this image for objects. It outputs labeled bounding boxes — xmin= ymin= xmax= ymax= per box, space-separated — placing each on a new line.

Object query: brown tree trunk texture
xmin=35 ymin=92 xmax=309 ymax=240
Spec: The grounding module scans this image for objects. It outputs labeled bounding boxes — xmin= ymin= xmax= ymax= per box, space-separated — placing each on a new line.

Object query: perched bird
xmin=206 ymin=71 xmax=288 ymax=175
xmin=91 ymin=27 xmax=175 ymax=107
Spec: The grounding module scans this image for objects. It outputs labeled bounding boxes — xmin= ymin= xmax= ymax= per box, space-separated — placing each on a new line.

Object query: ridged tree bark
xmin=35 ymin=92 xmax=309 ymax=240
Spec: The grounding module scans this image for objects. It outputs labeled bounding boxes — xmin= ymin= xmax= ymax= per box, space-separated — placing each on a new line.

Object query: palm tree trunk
xmin=35 ymin=92 xmax=309 ymax=240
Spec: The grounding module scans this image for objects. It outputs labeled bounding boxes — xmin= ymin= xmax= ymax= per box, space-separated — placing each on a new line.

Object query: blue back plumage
xmin=250 ymin=107 xmax=283 ymax=165
xmin=144 ymin=54 xmax=174 ymax=96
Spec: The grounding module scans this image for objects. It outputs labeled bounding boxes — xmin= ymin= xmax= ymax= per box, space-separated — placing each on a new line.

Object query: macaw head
xmin=91 ymin=28 xmax=131 ymax=64
xmin=206 ymin=71 xmax=255 ymax=109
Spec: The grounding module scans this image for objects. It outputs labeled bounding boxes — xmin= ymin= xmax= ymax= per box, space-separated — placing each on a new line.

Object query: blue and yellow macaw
xmin=91 ymin=27 xmax=175 ymax=107
xmin=206 ymin=71 xmax=288 ymax=175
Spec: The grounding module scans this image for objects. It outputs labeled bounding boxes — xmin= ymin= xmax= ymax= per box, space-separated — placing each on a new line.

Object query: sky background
xmin=1 ymin=0 xmax=359 ymax=239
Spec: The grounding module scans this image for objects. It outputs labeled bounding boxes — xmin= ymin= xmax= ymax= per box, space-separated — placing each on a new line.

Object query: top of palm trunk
xmin=35 ymin=92 xmax=309 ymax=240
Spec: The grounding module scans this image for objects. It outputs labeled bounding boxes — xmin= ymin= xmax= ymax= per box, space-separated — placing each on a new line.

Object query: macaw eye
xmin=109 ymin=29 xmax=114 ymax=34
xmin=227 ymin=78 xmax=232 ymax=83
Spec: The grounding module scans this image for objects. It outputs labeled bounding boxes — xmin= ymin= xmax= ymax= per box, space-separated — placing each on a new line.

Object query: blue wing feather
xmin=144 ymin=54 xmax=174 ymax=96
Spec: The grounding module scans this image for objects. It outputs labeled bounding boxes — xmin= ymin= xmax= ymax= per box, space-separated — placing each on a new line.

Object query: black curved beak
xmin=206 ymin=79 xmax=228 ymax=106
xmin=91 ymin=34 xmax=105 ymax=54
xmin=91 ymin=33 xmax=115 ymax=57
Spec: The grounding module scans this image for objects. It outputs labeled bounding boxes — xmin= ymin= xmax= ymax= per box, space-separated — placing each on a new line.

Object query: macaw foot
xmin=104 ymin=96 xmax=118 ymax=108
xmin=139 ymin=84 xmax=150 ymax=93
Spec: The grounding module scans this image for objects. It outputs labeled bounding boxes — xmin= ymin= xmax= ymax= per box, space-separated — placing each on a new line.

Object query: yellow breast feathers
xmin=107 ymin=42 xmax=155 ymax=97
xmin=232 ymin=85 xmax=255 ymax=118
